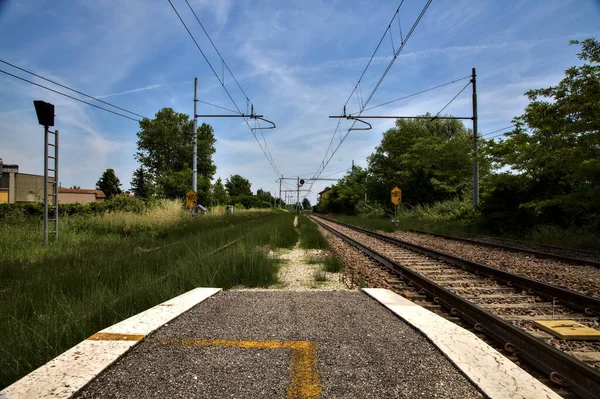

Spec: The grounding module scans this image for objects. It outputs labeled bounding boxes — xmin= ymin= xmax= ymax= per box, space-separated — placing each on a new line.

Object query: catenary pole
xmin=279 ymin=176 xmax=282 ymax=209
xmin=472 ymin=68 xmax=479 ymax=205
xmin=296 ymin=176 xmax=300 ymax=215
xmin=192 ymin=77 xmax=198 ymax=193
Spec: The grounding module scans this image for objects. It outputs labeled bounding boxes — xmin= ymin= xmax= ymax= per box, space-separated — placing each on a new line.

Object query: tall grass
xmin=297 ymin=214 xmax=329 ymax=249
xmin=0 ymin=204 xmax=295 ymax=389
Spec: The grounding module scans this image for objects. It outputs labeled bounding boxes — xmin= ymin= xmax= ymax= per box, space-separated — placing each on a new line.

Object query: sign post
xmin=186 ymin=189 xmax=197 ymax=212
xmin=391 ymin=186 xmax=402 ymax=228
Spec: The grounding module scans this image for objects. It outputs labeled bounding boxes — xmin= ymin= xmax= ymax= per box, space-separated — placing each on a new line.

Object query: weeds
xmin=313 ymin=269 xmax=328 ymax=282
xmin=0 ymin=208 xmax=291 ymax=389
xmin=297 ymin=214 xmax=329 ymax=249
xmin=323 ymin=254 xmax=343 ymax=273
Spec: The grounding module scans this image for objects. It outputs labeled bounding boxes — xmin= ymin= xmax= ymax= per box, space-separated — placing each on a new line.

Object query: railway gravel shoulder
xmin=388 ymin=231 xmax=600 ymax=299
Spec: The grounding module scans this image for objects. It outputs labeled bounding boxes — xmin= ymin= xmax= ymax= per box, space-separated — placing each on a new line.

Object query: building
xmin=58 ymin=188 xmax=106 ymax=204
xmin=0 ymin=159 xmax=105 ymax=204
xmin=318 ymin=186 xmax=332 ymax=202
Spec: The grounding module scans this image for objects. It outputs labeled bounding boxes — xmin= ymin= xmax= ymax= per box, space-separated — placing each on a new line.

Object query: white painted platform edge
xmin=0 ymin=287 xmax=221 ymax=399
xmin=363 ymin=288 xmax=560 ymax=399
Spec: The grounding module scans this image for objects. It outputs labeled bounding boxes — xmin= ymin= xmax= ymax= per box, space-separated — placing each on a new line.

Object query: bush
xmin=355 ymin=202 xmax=387 ymax=218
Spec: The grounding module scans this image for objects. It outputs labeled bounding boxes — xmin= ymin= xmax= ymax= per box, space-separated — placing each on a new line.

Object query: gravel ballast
xmin=74 ymin=291 xmax=483 ymax=398
xmin=387 ymin=231 xmax=600 ymax=298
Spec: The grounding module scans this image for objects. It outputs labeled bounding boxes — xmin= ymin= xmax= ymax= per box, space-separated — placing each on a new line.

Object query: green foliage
xmin=322 ymin=254 xmax=343 ymax=273
xmin=368 ymin=115 xmax=478 ymax=208
xmin=96 ymin=168 xmax=122 ymax=198
xmin=482 ymin=38 xmax=600 ymax=230
xmin=135 ymin=108 xmax=216 ymax=200
xmin=317 ymin=167 xmax=368 ymax=214
xmin=297 ymin=215 xmax=329 ymax=249
xmin=230 ymin=195 xmax=271 ymax=209
xmin=399 ymin=197 xmax=479 ymax=223
xmin=130 ymin=167 xmax=154 ymax=199
xmin=0 ymin=211 xmax=289 ymax=389
xmin=302 ymin=198 xmax=311 ymax=210
xmin=225 ymin=174 xmax=252 ymax=197
xmin=0 ymin=195 xmax=154 ymax=220
xmin=211 ymin=178 xmax=229 ymax=206
xmin=313 ymin=269 xmax=328 ymax=282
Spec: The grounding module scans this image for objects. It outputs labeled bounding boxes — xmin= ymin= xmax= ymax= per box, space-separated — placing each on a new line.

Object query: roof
xmin=318 ymin=187 xmax=331 ymax=195
xmin=59 ymin=188 xmax=106 ymax=198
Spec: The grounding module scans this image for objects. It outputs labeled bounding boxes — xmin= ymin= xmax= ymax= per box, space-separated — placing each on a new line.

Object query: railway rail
xmin=408 ymin=229 xmax=600 ymax=268
xmin=310 ymin=214 xmax=600 ymax=399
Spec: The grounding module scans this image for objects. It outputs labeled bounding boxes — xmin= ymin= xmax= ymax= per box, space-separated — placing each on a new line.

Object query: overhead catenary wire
xmin=354 ymin=75 xmax=471 ymax=115
xmin=0 ymin=59 xmax=148 ymax=119
xmin=308 ymin=0 xmax=434 ymax=198
xmin=183 ymin=0 xmax=251 ymax=103
xmin=1 ymin=59 xmax=235 ymax=123
xmin=167 ymin=0 xmax=282 ymax=178
xmin=0 ymin=69 xmax=142 ymax=122
xmin=431 ymin=80 xmax=471 ymax=120
xmin=481 ymin=125 xmax=515 ymax=137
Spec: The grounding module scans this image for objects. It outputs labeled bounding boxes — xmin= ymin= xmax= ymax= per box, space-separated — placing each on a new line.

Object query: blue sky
xmin=1 ymin=0 xmax=599 ymax=204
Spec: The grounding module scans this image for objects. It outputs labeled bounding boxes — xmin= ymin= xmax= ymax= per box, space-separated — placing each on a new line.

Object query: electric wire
xmin=167 ymin=0 xmax=282 ymax=178
xmin=0 ymin=69 xmax=141 ymax=122
xmin=481 ymin=125 xmax=514 ymax=137
xmin=197 ymin=99 xmax=239 ymax=114
xmin=0 ymin=59 xmax=148 ymax=119
xmin=352 ymin=75 xmax=471 ymax=114
xmin=184 ymin=0 xmax=251 ymax=103
xmin=431 ymin=80 xmax=471 ymax=119
xmin=309 ymin=0 xmax=433 ymax=195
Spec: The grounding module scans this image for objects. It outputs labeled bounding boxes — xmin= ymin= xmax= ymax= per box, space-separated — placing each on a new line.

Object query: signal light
xmin=33 ymin=100 xmax=55 ymax=126
xmin=300 ymin=179 xmax=305 ymax=185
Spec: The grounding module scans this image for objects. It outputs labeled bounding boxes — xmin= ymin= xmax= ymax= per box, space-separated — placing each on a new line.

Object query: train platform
xmin=1 ymin=288 xmax=559 ymax=399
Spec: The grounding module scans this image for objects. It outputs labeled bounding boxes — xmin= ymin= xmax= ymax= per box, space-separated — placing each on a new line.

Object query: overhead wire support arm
xmin=329 ymin=115 xmax=473 ymax=120
xmin=195 ymin=114 xmax=264 ymax=118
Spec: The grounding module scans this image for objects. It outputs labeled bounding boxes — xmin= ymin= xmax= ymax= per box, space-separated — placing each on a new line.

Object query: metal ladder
xmin=44 ymin=128 xmax=59 ymax=243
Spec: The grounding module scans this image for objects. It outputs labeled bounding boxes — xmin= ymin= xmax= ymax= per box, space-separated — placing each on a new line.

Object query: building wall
xmin=59 ymin=193 xmax=97 ymax=204
xmin=14 ymin=174 xmax=54 ymax=203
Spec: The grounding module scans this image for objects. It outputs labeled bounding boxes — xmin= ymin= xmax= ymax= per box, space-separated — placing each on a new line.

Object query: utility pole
xmin=192 ymin=77 xmax=198 ymax=193
xmin=365 ymin=175 xmax=367 ymax=205
xmin=471 ymin=68 xmax=479 ymax=206
xmin=279 ymin=175 xmax=282 ymax=209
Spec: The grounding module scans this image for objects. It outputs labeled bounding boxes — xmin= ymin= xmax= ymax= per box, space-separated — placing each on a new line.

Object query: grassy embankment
xmin=326 ymin=197 xmax=600 ymax=251
xmin=297 ymin=214 xmax=343 ymax=279
xmin=0 ymin=202 xmax=297 ymax=389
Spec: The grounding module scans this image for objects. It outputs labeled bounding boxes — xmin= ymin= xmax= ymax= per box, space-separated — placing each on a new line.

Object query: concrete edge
xmin=362 ymin=288 xmax=560 ymax=399
xmin=0 ymin=287 xmax=221 ymax=399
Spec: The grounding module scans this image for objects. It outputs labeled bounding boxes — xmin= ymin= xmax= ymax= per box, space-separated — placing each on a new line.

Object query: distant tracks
xmin=310 ymin=215 xmax=600 ymax=399
xmin=409 ymin=229 xmax=600 ymax=268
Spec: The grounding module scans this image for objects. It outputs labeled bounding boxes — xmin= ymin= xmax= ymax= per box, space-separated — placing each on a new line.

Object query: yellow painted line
xmin=156 ymin=338 xmax=322 ymax=399
xmin=87 ymin=332 xmax=145 ymax=341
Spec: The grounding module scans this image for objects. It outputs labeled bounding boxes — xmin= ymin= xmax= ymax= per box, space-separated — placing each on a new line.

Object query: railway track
xmin=310 ymin=214 xmax=600 ymax=399
xmin=408 ymin=229 xmax=600 ymax=268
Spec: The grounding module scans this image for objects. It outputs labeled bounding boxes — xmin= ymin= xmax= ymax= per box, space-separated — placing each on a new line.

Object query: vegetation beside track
xmin=0 ymin=203 xmax=296 ymax=389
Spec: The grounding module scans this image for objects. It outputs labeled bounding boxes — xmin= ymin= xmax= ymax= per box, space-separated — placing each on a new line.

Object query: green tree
xmin=225 ymin=174 xmax=252 ymax=197
xmin=130 ymin=167 xmax=154 ymax=199
xmin=211 ymin=177 xmax=229 ymax=205
xmin=135 ymin=108 xmax=216 ymax=199
xmin=302 ymin=198 xmax=311 ymax=210
xmin=483 ymin=38 xmax=600 ymax=228
xmin=318 ymin=167 xmax=368 ymax=214
xmin=96 ymin=168 xmax=122 ymax=198
xmin=367 ymin=115 xmax=476 ymax=208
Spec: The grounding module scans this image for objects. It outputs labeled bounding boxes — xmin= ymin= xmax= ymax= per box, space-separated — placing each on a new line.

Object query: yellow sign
xmin=391 ymin=186 xmax=402 ymax=205
xmin=185 ymin=189 xmax=197 ymax=210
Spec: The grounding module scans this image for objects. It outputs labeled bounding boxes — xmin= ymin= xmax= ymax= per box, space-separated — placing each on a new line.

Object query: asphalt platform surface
xmin=74 ymin=291 xmax=483 ymax=398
